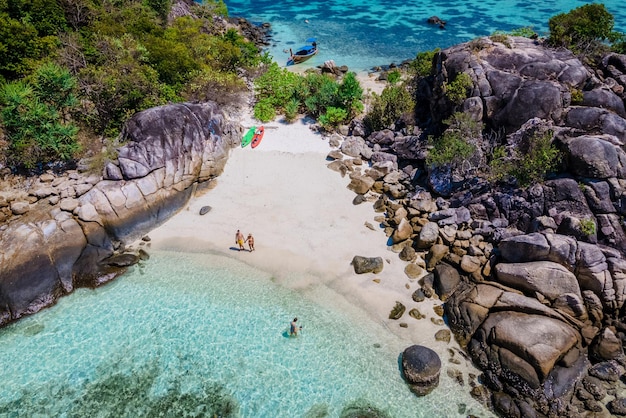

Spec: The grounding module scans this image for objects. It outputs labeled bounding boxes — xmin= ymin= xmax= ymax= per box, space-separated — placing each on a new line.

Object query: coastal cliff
xmin=0 ymin=101 xmax=238 ymax=326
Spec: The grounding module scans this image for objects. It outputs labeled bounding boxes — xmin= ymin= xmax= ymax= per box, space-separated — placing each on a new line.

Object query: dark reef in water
xmin=0 ymin=359 xmax=239 ymax=417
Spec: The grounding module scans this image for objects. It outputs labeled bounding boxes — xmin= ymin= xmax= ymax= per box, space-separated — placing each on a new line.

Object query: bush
xmin=509 ymin=27 xmax=537 ymax=38
xmin=77 ymin=35 xmax=169 ymax=136
xmin=303 ymin=73 xmax=339 ymax=116
xmin=579 ymin=217 xmax=596 ymax=236
xmin=570 ymin=87 xmax=584 ymax=105
xmin=426 ymin=130 xmax=475 ymax=168
xmin=444 ymin=111 xmax=483 ymax=139
xmin=254 ymin=62 xmax=301 ymax=110
xmin=336 ymin=72 xmax=363 ymax=117
xmin=253 ymin=98 xmax=276 ymax=122
xmin=409 ymin=49 xmax=438 ymax=77
xmin=547 ymin=4 xmax=618 ymax=55
xmin=183 ymin=69 xmax=246 ymax=105
xmin=490 ymin=32 xmax=511 ymax=48
xmin=32 ymin=61 xmax=78 ymax=114
xmin=318 ymin=106 xmax=348 ymax=129
xmin=0 ymin=12 xmax=58 ymax=80
xmin=364 ymin=85 xmax=414 ymax=131
xmin=489 ymin=131 xmax=561 ymax=187
xmin=386 ymin=70 xmax=402 ymax=84
xmin=284 ymin=98 xmax=299 ymax=122
xmin=0 ymin=75 xmax=80 ymax=169
xmin=444 ymin=72 xmax=473 ymax=105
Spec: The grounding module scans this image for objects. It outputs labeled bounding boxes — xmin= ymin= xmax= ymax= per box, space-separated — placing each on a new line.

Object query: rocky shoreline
xmin=320 ymin=36 xmax=626 ymax=417
xmin=0 ymin=102 xmax=239 ymax=325
xmin=3 ymin=32 xmax=626 ymax=417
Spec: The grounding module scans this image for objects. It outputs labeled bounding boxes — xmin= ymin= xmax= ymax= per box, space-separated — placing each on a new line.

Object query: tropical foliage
xmin=426 ymin=112 xmax=479 ymax=168
xmin=489 ymin=131 xmax=562 ymax=187
xmin=0 ymin=63 xmax=80 ymax=168
xmin=364 ymin=85 xmax=414 ymax=131
xmin=547 ymin=4 xmax=624 ymax=55
xmin=0 ymin=0 xmax=260 ymax=171
xmin=253 ymin=62 xmax=363 ymax=125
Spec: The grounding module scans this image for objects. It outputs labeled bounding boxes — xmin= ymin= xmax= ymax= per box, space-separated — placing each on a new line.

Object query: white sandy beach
xmin=143 ymin=76 xmax=484 ymax=385
xmin=145 ymin=121 xmax=447 ymax=348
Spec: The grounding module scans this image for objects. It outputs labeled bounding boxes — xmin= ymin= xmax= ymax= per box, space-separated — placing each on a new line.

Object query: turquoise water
xmin=0 ymin=250 xmax=490 ymax=417
xmin=226 ymin=0 xmax=626 ymax=71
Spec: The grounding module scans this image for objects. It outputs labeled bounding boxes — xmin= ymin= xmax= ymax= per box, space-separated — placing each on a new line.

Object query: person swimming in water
xmin=290 ymin=317 xmax=302 ymax=336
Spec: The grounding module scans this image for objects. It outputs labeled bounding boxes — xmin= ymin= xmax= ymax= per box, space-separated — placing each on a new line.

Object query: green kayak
xmin=241 ymin=126 xmax=256 ymax=148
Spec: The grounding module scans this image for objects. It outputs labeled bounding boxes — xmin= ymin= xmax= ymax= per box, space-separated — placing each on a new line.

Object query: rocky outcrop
xmin=326 ymin=37 xmax=626 ymax=417
xmin=0 ymin=102 xmax=238 ymax=326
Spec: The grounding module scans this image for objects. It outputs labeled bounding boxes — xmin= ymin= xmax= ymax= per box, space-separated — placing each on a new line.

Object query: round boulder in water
xmin=401 ymin=345 xmax=441 ymax=396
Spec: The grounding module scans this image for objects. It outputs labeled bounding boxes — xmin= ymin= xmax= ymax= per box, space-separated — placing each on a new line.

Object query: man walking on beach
xmin=235 ymin=229 xmax=245 ymax=251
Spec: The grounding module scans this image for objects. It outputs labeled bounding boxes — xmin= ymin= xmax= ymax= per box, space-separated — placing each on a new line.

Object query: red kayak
xmin=251 ymin=126 xmax=265 ymax=148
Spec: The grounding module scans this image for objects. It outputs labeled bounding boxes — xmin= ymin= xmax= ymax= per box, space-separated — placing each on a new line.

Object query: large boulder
xmin=582 ymin=87 xmax=626 ymax=118
xmin=561 ymin=135 xmax=626 ymax=179
xmin=401 ymin=345 xmax=442 ymax=396
xmin=475 ymin=312 xmax=580 ymax=381
xmin=494 ymin=261 xmax=582 ymax=303
xmin=431 ymin=36 xmax=588 ymax=132
xmin=498 ymin=232 xmax=549 ymax=263
xmin=0 ymin=101 xmax=238 ymax=327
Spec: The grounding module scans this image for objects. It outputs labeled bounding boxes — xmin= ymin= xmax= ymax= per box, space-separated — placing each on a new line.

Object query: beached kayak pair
xmin=241 ymin=126 xmax=265 ymax=148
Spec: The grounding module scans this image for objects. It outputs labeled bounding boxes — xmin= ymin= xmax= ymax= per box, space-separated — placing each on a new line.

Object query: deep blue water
xmin=225 ymin=0 xmax=626 ymax=71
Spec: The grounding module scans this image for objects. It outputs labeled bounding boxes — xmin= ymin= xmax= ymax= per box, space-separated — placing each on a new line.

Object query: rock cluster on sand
xmin=0 ymin=102 xmax=238 ymax=326
xmin=325 ymin=37 xmax=626 ymax=416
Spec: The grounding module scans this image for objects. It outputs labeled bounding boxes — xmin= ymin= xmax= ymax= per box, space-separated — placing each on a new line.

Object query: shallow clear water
xmin=0 ymin=250 xmax=489 ymax=417
xmin=225 ymin=0 xmax=626 ymax=72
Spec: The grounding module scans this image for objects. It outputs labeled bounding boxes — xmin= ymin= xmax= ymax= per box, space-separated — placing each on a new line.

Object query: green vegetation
xmin=489 ymin=32 xmax=511 ymax=48
xmin=408 ymin=49 xmax=438 ymax=77
xmin=547 ymin=4 xmax=624 ymax=55
xmin=0 ymin=63 xmax=80 ymax=169
xmin=364 ymin=85 xmax=414 ymax=131
xmin=426 ymin=112 xmax=480 ymax=168
xmin=570 ymin=87 xmax=584 ymax=105
xmin=508 ymin=27 xmax=538 ymax=38
xmin=579 ymin=217 xmax=597 ymax=236
xmin=252 ymin=63 xmax=363 ymax=125
xmin=489 ymin=131 xmax=562 ymax=187
xmin=386 ymin=70 xmax=402 ymax=85
xmin=444 ymin=73 xmax=473 ymax=105
xmin=0 ymin=0 xmax=262 ymax=171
